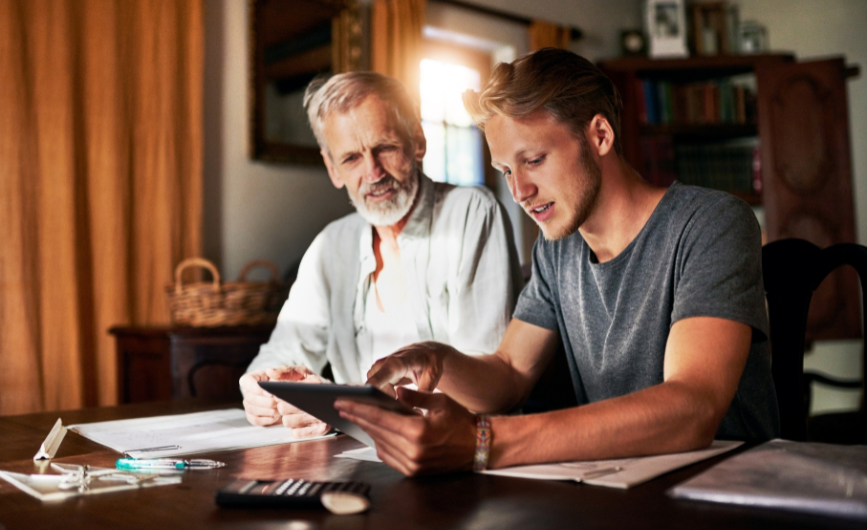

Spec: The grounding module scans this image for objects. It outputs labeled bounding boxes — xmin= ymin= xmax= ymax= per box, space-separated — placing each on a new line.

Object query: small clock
xmin=620 ymin=29 xmax=647 ymax=56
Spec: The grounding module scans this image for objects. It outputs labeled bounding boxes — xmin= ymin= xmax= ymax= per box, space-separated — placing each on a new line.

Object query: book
xmin=669 ymin=439 xmax=867 ymax=522
xmin=637 ymin=78 xmax=756 ymax=126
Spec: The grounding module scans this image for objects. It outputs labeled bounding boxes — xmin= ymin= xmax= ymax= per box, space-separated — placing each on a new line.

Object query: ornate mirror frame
xmin=249 ymin=0 xmax=365 ymax=164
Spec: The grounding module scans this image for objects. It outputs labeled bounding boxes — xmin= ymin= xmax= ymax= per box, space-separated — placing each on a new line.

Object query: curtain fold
xmin=371 ymin=0 xmax=425 ymax=102
xmin=0 ymin=0 xmax=202 ymax=414
xmin=529 ymin=20 xmax=571 ymax=51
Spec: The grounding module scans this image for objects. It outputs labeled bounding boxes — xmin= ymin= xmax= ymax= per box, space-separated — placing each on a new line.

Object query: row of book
xmin=639 ymin=136 xmax=761 ymax=194
xmin=636 ymin=79 xmax=757 ymax=126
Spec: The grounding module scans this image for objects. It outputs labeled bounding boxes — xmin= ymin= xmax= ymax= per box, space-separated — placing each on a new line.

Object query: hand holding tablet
xmin=258 ymin=381 xmax=416 ymax=448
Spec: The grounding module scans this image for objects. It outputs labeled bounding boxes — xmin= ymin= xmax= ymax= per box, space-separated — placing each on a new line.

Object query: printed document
xmin=68 ymin=409 xmax=333 ymax=458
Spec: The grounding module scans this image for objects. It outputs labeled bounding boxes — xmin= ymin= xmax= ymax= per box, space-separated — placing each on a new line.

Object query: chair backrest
xmin=762 ymin=238 xmax=867 ymax=440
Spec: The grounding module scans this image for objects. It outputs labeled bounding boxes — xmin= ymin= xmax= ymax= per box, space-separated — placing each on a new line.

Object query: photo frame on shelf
xmin=738 ymin=21 xmax=768 ymax=54
xmin=645 ymin=0 xmax=688 ymax=58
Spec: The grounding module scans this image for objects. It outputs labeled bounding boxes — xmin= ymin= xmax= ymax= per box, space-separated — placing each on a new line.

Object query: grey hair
xmin=303 ymin=71 xmax=420 ymax=159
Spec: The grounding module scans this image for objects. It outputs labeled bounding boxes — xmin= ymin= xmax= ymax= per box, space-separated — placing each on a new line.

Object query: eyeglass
xmin=50 ymin=463 xmax=160 ymax=491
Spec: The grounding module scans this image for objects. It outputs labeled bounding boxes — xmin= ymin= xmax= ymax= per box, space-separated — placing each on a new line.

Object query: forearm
xmin=436 ymin=319 xmax=559 ymax=413
xmin=489 ymin=380 xmax=722 ymax=468
xmin=435 ymin=349 xmax=527 ymax=414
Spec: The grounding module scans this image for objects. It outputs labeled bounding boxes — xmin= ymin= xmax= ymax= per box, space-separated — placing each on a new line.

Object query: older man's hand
xmin=366 ymin=341 xmax=454 ymax=397
xmin=334 ymin=387 xmax=477 ymax=476
xmin=240 ymin=370 xmax=281 ymax=426
xmin=266 ymin=366 xmax=333 ymax=439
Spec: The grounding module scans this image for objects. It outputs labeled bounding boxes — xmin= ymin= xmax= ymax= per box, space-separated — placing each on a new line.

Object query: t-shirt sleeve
xmin=671 ymin=194 xmax=768 ymax=341
xmin=513 ymin=237 xmax=560 ymax=331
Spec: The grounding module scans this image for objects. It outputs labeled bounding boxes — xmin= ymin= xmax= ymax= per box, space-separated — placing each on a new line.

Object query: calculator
xmin=215 ymin=478 xmax=371 ymax=514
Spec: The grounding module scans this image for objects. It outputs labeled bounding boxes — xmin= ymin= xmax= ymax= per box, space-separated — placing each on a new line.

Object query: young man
xmin=240 ymin=72 xmax=522 ymax=438
xmin=337 ymin=49 xmax=780 ymax=475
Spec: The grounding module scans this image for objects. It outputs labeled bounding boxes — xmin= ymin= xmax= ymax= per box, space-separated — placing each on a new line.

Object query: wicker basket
xmin=165 ymin=258 xmax=289 ymax=327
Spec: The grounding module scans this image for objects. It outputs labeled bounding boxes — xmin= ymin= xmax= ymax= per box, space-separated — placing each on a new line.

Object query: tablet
xmin=258 ymin=381 xmax=415 ymax=448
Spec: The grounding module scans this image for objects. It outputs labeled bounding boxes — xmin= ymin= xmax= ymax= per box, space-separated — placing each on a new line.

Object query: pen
xmin=116 ymin=458 xmax=226 ymax=471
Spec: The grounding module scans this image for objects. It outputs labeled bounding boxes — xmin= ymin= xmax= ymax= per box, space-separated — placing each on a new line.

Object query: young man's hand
xmin=335 ymin=387 xmax=477 ymax=476
xmin=366 ymin=341 xmax=454 ymax=396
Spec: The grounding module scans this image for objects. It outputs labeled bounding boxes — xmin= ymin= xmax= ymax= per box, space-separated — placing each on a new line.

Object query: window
xmin=419 ymin=43 xmax=491 ymax=187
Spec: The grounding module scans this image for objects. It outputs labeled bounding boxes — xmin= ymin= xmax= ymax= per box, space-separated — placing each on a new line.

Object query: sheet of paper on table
xmin=669 ymin=439 xmax=867 ymax=521
xmin=482 ymin=440 xmax=742 ymax=489
xmin=336 ymin=440 xmax=742 ymax=489
xmin=68 ymin=409 xmax=334 ymax=458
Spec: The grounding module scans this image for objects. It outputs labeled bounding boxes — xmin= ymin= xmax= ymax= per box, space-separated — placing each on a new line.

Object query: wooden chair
xmin=763 ymin=238 xmax=867 ymax=442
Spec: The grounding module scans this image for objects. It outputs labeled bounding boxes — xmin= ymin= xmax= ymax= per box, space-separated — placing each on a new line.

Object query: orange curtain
xmin=0 ymin=0 xmax=202 ymax=415
xmin=371 ymin=0 xmax=425 ymax=102
xmin=529 ymin=20 xmax=571 ymax=51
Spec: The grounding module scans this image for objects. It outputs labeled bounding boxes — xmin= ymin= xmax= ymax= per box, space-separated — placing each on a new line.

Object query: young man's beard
xmin=350 ymin=164 xmax=420 ymax=227
xmin=542 ymin=139 xmax=602 ymax=242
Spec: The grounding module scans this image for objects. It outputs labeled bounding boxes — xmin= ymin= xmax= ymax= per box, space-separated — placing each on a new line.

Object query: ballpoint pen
xmin=116 ymin=458 xmax=226 ymax=471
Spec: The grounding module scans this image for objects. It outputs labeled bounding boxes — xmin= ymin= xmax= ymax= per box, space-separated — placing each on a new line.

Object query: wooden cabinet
xmin=110 ymin=325 xmax=275 ymax=403
xmin=599 ymin=54 xmax=859 ymax=341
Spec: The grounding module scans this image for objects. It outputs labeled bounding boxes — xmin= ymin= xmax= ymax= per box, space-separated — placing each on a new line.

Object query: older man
xmin=240 ymin=72 xmax=522 ymax=437
xmin=338 ymin=49 xmax=779 ymax=476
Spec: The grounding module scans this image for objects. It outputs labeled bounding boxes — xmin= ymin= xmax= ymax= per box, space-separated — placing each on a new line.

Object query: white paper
xmin=335 ymin=447 xmax=382 ymax=462
xmin=482 ymin=440 xmax=743 ymax=489
xmin=33 ymin=418 xmax=67 ymax=461
xmin=67 ymin=409 xmax=334 ymax=458
xmin=333 ymin=440 xmax=742 ymax=488
xmin=0 ymin=468 xmax=182 ymax=502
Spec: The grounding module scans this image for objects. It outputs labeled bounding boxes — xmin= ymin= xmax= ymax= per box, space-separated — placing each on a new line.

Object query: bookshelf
xmin=600 ymin=54 xmax=793 ymax=204
xmin=600 ymin=54 xmax=860 ymax=342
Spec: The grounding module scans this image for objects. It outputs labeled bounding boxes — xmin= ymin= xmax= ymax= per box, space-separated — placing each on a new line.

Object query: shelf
xmin=600 ymin=53 xmax=795 ymax=77
xmin=640 ymin=123 xmax=757 ymax=140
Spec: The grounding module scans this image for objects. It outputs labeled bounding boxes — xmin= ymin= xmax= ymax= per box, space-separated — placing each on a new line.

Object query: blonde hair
xmin=463 ymin=48 xmax=623 ymax=155
xmin=304 ymin=71 xmax=420 ymax=159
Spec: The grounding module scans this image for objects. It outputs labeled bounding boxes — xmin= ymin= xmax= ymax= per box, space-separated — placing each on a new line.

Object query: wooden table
xmin=0 ymin=400 xmax=861 ymax=530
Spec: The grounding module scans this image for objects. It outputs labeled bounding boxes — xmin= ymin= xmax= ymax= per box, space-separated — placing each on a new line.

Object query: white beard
xmin=350 ymin=168 xmax=420 ymax=227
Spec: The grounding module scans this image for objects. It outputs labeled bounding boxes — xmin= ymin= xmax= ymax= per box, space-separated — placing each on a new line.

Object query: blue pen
xmin=116 ymin=458 xmax=225 ymax=471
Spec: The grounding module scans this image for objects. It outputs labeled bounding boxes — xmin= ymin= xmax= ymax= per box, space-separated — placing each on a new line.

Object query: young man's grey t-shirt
xmin=514 ymin=182 xmax=780 ymax=439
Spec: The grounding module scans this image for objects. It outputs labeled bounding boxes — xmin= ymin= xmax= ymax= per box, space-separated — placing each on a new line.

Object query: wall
xmin=203 ymin=0 xmax=354 ymax=282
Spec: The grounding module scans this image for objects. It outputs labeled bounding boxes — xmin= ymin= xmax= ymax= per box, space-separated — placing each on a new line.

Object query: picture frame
xmin=645 ymin=0 xmax=688 ymax=58
xmin=248 ymin=0 xmax=365 ymax=165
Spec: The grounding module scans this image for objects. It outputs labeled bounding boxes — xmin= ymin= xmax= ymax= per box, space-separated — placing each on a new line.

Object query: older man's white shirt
xmin=245 ymin=174 xmax=522 ymax=384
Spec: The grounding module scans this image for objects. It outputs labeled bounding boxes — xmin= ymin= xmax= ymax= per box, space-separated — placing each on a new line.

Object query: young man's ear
xmin=321 ymin=150 xmax=345 ymax=189
xmin=586 ymin=114 xmax=615 ymax=158
xmin=411 ymin=123 xmax=427 ymax=162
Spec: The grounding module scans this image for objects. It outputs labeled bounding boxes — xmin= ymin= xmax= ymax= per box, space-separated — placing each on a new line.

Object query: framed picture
xmin=646 ymin=0 xmax=688 ymax=58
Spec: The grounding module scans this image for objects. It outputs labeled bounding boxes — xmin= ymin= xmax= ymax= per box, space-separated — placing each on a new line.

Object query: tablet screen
xmin=258 ymin=381 xmax=415 ymax=448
